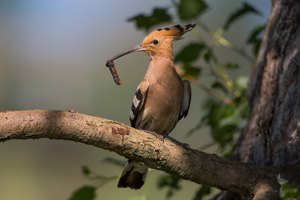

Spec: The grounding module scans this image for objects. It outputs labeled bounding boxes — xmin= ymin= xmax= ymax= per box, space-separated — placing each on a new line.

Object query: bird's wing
xmin=179 ymin=80 xmax=192 ymax=120
xmin=130 ymin=79 xmax=150 ymax=128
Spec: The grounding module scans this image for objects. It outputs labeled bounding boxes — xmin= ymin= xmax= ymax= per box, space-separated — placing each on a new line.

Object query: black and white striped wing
xmin=179 ymin=80 xmax=191 ymax=120
xmin=130 ymin=79 xmax=149 ymax=128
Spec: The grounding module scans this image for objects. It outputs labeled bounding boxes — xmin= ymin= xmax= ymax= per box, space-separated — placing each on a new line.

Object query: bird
xmin=107 ymin=24 xmax=195 ymax=189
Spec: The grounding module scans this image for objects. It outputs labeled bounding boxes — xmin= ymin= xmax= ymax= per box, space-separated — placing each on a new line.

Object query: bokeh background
xmin=0 ymin=0 xmax=270 ymax=199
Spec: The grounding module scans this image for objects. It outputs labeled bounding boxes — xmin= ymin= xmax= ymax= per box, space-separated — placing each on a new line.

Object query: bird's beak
xmin=105 ymin=44 xmax=146 ymax=85
xmin=106 ymin=44 xmax=146 ymax=63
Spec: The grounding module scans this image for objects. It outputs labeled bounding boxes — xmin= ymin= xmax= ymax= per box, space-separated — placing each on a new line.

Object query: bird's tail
xmin=117 ymin=160 xmax=148 ymax=189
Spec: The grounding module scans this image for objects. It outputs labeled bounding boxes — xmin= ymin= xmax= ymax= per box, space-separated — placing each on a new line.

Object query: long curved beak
xmin=105 ymin=44 xmax=146 ymax=85
xmin=106 ymin=44 xmax=146 ymax=64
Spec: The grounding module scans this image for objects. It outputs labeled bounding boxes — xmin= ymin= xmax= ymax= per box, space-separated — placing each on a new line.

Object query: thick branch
xmin=0 ymin=110 xmax=280 ymax=198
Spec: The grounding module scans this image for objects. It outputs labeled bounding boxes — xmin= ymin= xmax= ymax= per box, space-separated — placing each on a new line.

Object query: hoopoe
xmin=106 ymin=24 xmax=195 ymax=189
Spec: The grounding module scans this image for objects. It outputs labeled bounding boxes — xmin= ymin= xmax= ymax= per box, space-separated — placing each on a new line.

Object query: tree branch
xmin=0 ymin=110 xmax=280 ymax=198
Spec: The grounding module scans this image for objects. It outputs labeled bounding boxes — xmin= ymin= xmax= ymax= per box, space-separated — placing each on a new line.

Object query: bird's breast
xmin=141 ymin=72 xmax=184 ymax=134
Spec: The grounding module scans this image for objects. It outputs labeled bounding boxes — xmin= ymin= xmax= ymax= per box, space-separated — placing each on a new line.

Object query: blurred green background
xmin=0 ymin=0 xmax=270 ymax=199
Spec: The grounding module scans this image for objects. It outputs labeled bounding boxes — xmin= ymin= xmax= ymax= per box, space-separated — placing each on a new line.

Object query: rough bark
xmin=0 ymin=110 xmax=280 ymax=198
xmin=215 ymin=1 xmax=300 ymax=199
xmin=214 ymin=1 xmax=300 ymax=200
xmin=237 ymin=0 xmax=300 ymax=173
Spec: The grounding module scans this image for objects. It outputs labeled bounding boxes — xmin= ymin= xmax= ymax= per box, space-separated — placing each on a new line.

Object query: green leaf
xmin=203 ymin=100 xmax=238 ymax=147
xmin=280 ymin=182 xmax=300 ymax=198
xmin=128 ymin=7 xmax=171 ymax=31
xmin=175 ymin=43 xmax=206 ymax=62
xmin=193 ymin=185 xmax=211 ymax=200
xmin=69 ymin=185 xmax=96 ymax=200
xmin=204 ymin=100 xmax=233 ymax=127
xmin=203 ymin=48 xmax=217 ymax=63
xmin=247 ymin=24 xmax=265 ymax=55
xmin=177 ymin=0 xmax=207 ymax=20
xmin=235 ymin=76 xmax=249 ymax=90
xmin=253 ymin=40 xmax=261 ymax=55
xmin=224 ymin=3 xmax=261 ymax=30
xmin=247 ymin=24 xmax=265 ymax=44
xmin=182 ymin=64 xmax=202 ymax=78
xmin=211 ymin=81 xmax=228 ymax=94
xmin=81 ymin=166 xmax=91 ymax=176
xmin=219 ymin=110 xmax=242 ymax=127
xmin=213 ymin=125 xmax=237 ymax=147
xmin=225 ymin=62 xmax=239 ymax=70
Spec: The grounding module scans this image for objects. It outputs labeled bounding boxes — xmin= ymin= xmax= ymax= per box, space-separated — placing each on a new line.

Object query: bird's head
xmin=107 ymin=24 xmax=196 ymax=61
xmin=139 ymin=24 xmax=196 ymax=58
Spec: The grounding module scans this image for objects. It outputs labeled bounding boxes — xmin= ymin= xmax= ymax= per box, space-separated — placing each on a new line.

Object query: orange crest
xmin=141 ymin=24 xmax=196 ymax=57
xmin=148 ymin=24 xmax=196 ymax=40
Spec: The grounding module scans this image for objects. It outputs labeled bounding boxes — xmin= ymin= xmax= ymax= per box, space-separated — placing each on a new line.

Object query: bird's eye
xmin=152 ymin=39 xmax=159 ymax=45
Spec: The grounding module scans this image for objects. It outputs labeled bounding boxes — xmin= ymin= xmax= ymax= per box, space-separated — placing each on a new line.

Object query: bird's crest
xmin=141 ymin=24 xmax=196 ymax=57
xmin=146 ymin=24 xmax=196 ymax=40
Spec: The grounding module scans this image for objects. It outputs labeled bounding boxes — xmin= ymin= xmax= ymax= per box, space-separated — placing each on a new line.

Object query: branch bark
xmin=0 ymin=110 xmax=280 ymax=198
xmin=238 ymin=0 xmax=300 ymax=167
xmin=216 ymin=0 xmax=300 ymax=199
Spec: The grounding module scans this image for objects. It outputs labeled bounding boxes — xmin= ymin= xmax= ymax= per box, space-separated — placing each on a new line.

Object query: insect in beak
xmin=105 ymin=45 xmax=146 ymax=85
